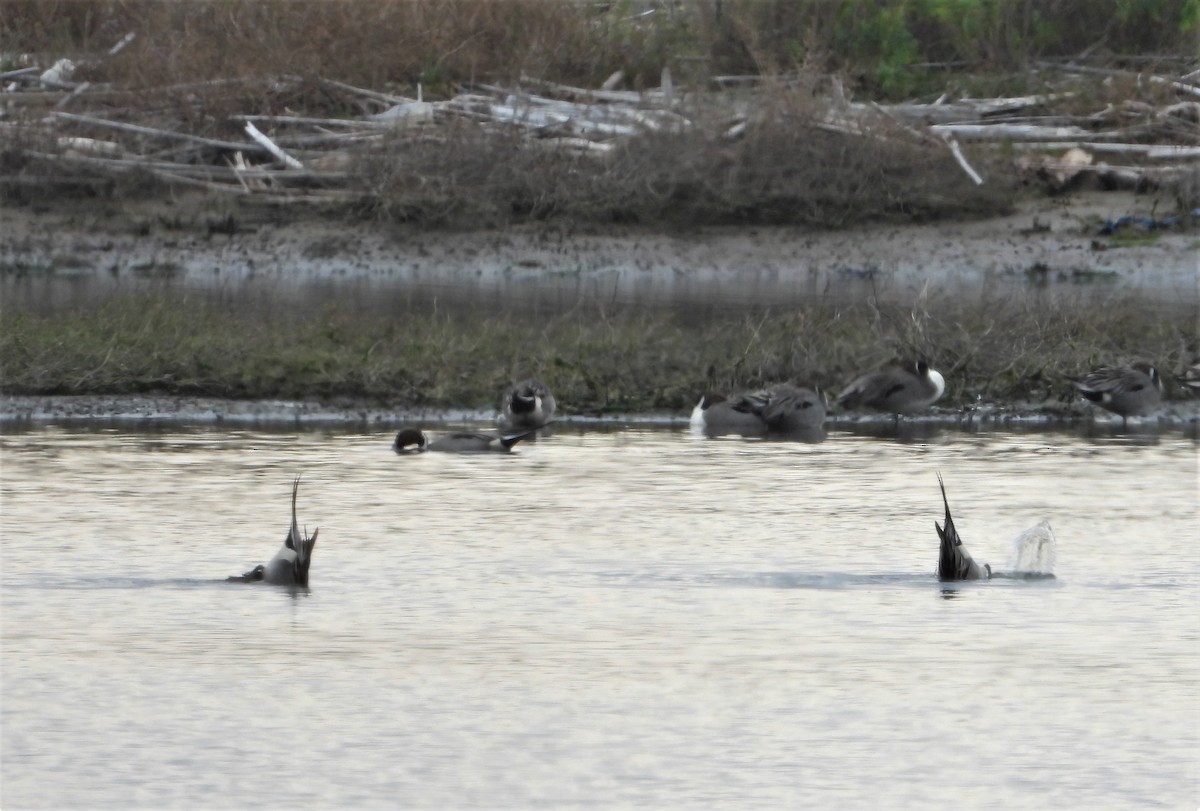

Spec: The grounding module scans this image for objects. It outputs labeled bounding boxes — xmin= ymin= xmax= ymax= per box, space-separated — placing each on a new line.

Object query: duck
xmin=1183 ymin=361 xmax=1200 ymax=395
xmin=935 ymin=474 xmax=990 ymax=582
xmin=228 ymin=476 xmax=318 ymax=586
xmin=691 ymin=384 xmax=826 ymax=435
xmin=836 ymin=359 xmax=946 ymax=415
xmin=502 ymin=379 xmax=556 ymax=430
xmin=393 ymin=427 xmax=534 ymax=453
xmin=1065 ymin=361 xmax=1163 ymax=418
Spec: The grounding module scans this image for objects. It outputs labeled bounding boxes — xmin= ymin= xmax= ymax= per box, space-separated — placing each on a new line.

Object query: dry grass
xmin=6 ymin=1 xmax=1194 ymax=98
xmin=4 ymin=1 xmax=1194 ymax=226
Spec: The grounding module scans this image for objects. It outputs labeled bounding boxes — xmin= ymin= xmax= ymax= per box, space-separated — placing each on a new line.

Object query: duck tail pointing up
xmin=935 ymin=474 xmax=989 ymax=581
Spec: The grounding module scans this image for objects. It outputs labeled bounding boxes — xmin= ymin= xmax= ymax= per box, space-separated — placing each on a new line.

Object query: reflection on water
xmin=7 ymin=257 xmax=1198 ymax=320
xmin=1 ymin=424 xmax=1197 ymax=809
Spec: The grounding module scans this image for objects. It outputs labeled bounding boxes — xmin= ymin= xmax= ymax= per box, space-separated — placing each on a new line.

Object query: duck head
xmin=393 ymin=428 xmax=428 ymax=453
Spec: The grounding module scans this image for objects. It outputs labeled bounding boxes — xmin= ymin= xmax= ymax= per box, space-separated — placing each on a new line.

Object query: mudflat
xmin=3 ymin=189 xmax=1195 ymax=304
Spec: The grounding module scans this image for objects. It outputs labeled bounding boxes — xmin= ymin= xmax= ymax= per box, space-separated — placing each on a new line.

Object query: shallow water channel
xmin=1 ymin=422 xmax=1197 ymax=809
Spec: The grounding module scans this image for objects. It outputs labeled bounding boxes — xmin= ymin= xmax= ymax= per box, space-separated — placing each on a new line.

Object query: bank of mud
xmin=2 ymin=394 xmax=1199 ymax=437
xmin=3 ymin=189 xmax=1197 ymax=307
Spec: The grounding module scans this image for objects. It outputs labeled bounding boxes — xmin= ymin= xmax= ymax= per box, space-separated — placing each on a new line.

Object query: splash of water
xmin=1006 ymin=519 xmax=1056 ymax=574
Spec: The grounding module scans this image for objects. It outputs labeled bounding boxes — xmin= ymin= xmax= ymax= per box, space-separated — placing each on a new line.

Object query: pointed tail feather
xmin=297 ymin=528 xmax=317 ymax=585
xmin=289 ymin=476 xmax=313 ymax=583
xmin=935 ymin=474 xmax=989 ymax=581
xmin=499 ymin=424 xmax=547 ymax=449
xmin=289 ymin=476 xmax=302 ymax=554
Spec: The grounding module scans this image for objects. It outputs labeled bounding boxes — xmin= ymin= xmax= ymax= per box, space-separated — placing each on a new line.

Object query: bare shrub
xmin=358 ymin=86 xmax=1012 ymax=228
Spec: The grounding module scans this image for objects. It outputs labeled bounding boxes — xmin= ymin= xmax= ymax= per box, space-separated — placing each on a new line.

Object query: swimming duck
xmin=837 ymin=359 xmax=946 ymax=415
xmin=228 ymin=476 xmax=318 ymax=586
xmin=935 ymin=474 xmax=990 ymax=582
xmin=393 ymin=427 xmax=534 ymax=453
xmin=1066 ymin=361 xmax=1163 ymax=418
xmin=691 ymin=384 xmax=826 ymax=434
xmin=502 ymin=379 xmax=556 ymax=430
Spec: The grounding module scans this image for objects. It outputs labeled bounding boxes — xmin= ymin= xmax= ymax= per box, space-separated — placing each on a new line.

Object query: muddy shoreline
xmin=4 ymin=189 xmax=1198 ymax=306
xmin=3 ymin=394 xmax=1198 ymax=433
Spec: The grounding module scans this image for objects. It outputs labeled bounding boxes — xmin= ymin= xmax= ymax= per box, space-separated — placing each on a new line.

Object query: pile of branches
xmin=2 ymin=42 xmax=1198 ymax=209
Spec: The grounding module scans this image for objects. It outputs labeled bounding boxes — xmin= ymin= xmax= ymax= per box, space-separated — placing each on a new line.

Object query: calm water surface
xmin=1 ymin=424 xmax=1197 ymax=809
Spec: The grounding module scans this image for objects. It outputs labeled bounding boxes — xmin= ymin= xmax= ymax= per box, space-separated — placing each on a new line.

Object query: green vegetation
xmin=2 ymin=288 xmax=1195 ymax=412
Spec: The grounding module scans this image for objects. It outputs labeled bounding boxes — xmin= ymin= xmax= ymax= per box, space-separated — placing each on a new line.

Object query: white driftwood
xmin=234 ymin=114 xmax=390 ymax=129
xmin=1148 ymin=75 xmax=1200 ymax=99
xmin=518 ymin=75 xmax=645 ymax=105
xmin=57 ymin=136 xmax=121 ymax=156
xmin=530 ymin=136 xmax=614 ymax=155
xmin=243 ymin=121 xmax=303 ymax=168
xmin=944 ymin=137 xmax=984 ymax=185
xmin=367 ymin=101 xmax=435 ymax=125
xmin=109 ymin=32 xmax=136 ymax=56
xmin=54 ymin=82 xmax=92 ymax=109
xmin=26 ymin=150 xmax=346 ymax=183
xmin=1 ymin=67 xmax=41 ymax=82
xmin=51 ymin=111 xmax=266 ymax=152
xmin=226 ymin=152 xmax=256 ymax=193
xmin=867 ymin=102 xmax=942 ymax=145
xmin=1037 ymin=60 xmax=1200 ymax=99
xmin=929 ymin=122 xmax=1093 ymax=140
xmin=320 ymin=77 xmax=414 ymax=106
xmin=1008 ymin=142 xmax=1200 ymax=159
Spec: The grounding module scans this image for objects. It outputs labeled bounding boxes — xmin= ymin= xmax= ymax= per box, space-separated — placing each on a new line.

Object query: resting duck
xmin=1066 ymin=361 xmax=1163 ymax=419
xmin=691 ymin=384 xmax=826 ymax=435
xmin=837 ymin=359 xmax=945 ymax=415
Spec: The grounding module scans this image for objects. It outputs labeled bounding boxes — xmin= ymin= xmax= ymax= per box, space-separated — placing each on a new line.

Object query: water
xmin=1 ymin=423 xmax=1197 ymax=809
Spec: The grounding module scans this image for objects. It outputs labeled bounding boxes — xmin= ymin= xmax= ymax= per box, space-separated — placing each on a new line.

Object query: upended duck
xmin=933 ymin=477 xmax=1057 ymax=582
xmin=393 ymin=426 xmax=537 ymax=453
xmin=690 ymin=384 xmax=826 ymax=435
xmin=228 ymin=476 xmax=318 ymax=586
xmin=935 ymin=474 xmax=990 ymax=581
